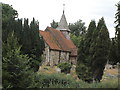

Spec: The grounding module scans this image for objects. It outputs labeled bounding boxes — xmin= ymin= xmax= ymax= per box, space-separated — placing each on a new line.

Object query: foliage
xmin=2 ymin=3 xmax=18 ymax=42
xmin=29 ymin=72 xmax=118 ymax=88
xmin=2 ymin=32 xmax=33 ymax=88
xmin=91 ymin=18 xmax=110 ymax=82
xmin=30 ymin=73 xmax=79 ymax=88
xmin=76 ymin=20 xmax=96 ymax=83
xmin=69 ymin=19 xmax=86 ymax=37
xmin=76 ymin=64 xmax=93 ymax=83
xmin=80 ymin=77 xmax=118 ymax=88
xmin=2 ymin=3 xmax=45 ymax=72
xmin=109 ymin=38 xmax=118 ymax=64
xmin=115 ymin=2 xmax=120 ymax=63
xmin=70 ymin=33 xmax=81 ymax=47
xmin=50 ymin=20 xmax=58 ymax=29
xmin=76 ymin=18 xmax=110 ymax=83
xmin=21 ymin=18 xmax=45 ymax=72
xmin=57 ymin=63 xmax=72 ymax=74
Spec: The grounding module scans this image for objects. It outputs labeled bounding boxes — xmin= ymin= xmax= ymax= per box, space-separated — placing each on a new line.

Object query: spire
xmin=56 ymin=4 xmax=70 ymax=31
xmin=63 ymin=4 xmax=65 ymax=14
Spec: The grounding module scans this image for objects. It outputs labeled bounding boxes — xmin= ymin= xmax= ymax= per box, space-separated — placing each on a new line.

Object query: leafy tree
xmin=70 ymin=34 xmax=81 ymax=47
xmin=50 ymin=20 xmax=58 ymax=29
xmin=2 ymin=3 xmax=18 ymax=42
xmin=69 ymin=20 xmax=86 ymax=37
xmin=2 ymin=32 xmax=33 ymax=88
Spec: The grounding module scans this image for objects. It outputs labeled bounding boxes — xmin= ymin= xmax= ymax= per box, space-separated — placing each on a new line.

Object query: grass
xmin=37 ymin=65 xmax=119 ymax=88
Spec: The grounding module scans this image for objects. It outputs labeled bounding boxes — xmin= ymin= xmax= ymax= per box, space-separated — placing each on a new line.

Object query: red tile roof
xmin=39 ymin=27 xmax=77 ymax=56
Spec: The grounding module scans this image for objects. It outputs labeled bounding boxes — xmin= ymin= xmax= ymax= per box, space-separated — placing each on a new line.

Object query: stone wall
xmin=42 ymin=43 xmax=76 ymax=66
xmin=60 ymin=51 xmax=69 ymax=63
xmin=70 ymin=56 xmax=77 ymax=65
xmin=49 ymin=50 xmax=59 ymax=66
xmin=42 ymin=43 xmax=50 ymax=65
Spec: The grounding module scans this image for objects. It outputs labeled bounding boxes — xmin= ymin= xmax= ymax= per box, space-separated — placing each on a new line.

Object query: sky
xmin=1 ymin=0 xmax=119 ymax=38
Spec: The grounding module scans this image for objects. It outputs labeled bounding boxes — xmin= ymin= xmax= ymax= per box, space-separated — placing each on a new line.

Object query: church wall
xmin=42 ymin=43 xmax=50 ymax=66
xmin=70 ymin=56 xmax=77 ymax=65
xmin=42 ymin=43 xmax=76 ymax=66
xmin=49 ymin=50 xmax=59 ymax=66
xmin=60 ymin=51 xmax=70 ymax=63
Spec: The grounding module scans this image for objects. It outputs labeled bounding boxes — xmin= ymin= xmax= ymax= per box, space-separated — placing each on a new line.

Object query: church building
xmin=39 ymin=10 xmax=77 ymax=66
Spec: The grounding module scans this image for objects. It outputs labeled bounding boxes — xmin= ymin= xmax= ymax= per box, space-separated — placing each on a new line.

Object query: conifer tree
xmin=76 ymin=20 xmax=96 ymax=83
xmin=76 ymin=18 xmax=110 ymax=82
xmin=22 ymin=18 xmax=30 ymax=54
xmin=2 ymin=32 xmax=33 ymax=88
xmin=29 ymin=18 xmax=45 ymax=72
xmin=109 ymin=38 xmax=118 ymax=64
xmin=91 ymin=20 xmax=110 ymax=82
xmin=115 ymin=2 xmax=120 ymax=62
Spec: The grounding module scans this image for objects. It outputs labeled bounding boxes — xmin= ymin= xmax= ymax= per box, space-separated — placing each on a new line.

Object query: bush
xmin=29 ymin=73 xmax=118 ymax=88
xmin=30 ymin=73 xmax=79 ymax=88
xmin=76 ymin=64 xmax=93 ymax=83
xmin=57 ymin=62 xmax=72 ymax=74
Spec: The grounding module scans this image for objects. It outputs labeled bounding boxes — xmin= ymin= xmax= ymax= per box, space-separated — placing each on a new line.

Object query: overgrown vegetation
xmin=57 ymin=62 xmax=72 ymax=74
xmin=29 ymin=72 xmax=118 ymax=88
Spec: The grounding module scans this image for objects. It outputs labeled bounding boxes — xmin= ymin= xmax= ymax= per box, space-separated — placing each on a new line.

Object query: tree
xmin=76 ymin=20 xmax=96 ymax=83
xmin=2 ymin=3 xmax=18 ymax=42
xmin=28 ymin=18 xmax=45 ymax=72
xmin=109 ymin=38 xmax=118 ymax=64
xmin=91 ymin=18 xmax=110 ymax=82
xmin=69 ymin=20 xmax=86 ymax=37
xmin=70 ymin=34 xmax=81 ymax=47
xmin=76 ymin=18 xmax=110 ymax=82
xmin=115 ymin=2 xmax=120 ymax=63
xmin=50 ymin=20 xmax=58 ymax=29
xmin=2 ymin=32 xmax=33 ymax=88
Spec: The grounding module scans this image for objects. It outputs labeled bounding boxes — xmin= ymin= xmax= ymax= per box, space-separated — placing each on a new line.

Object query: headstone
xmin=55 ymin=67 xmax=61 ymax=73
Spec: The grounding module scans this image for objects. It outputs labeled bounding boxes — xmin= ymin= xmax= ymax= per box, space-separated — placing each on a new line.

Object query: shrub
xmin=29 ymin=72 xmax=118 ymax=88
xmin=76 ymin=63 xmax=93 ymax=83
xmin=30 ymin=73 xmax=80 ymax=88
xmin=57 ymin=62 xmax=72 ymax=74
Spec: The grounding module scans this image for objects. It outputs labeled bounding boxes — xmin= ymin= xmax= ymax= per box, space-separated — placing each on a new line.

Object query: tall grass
xmin=29 ymin=72 xmax=118 ymax=88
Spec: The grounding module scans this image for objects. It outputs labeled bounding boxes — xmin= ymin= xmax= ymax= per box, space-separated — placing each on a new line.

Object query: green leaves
xmin=50 ymin=20 xmax=58 ymax=29
xmin=69 ymin=19 xmax=86 ymax=37
xmin=58 ymin=63 xmax=72 ymax=74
